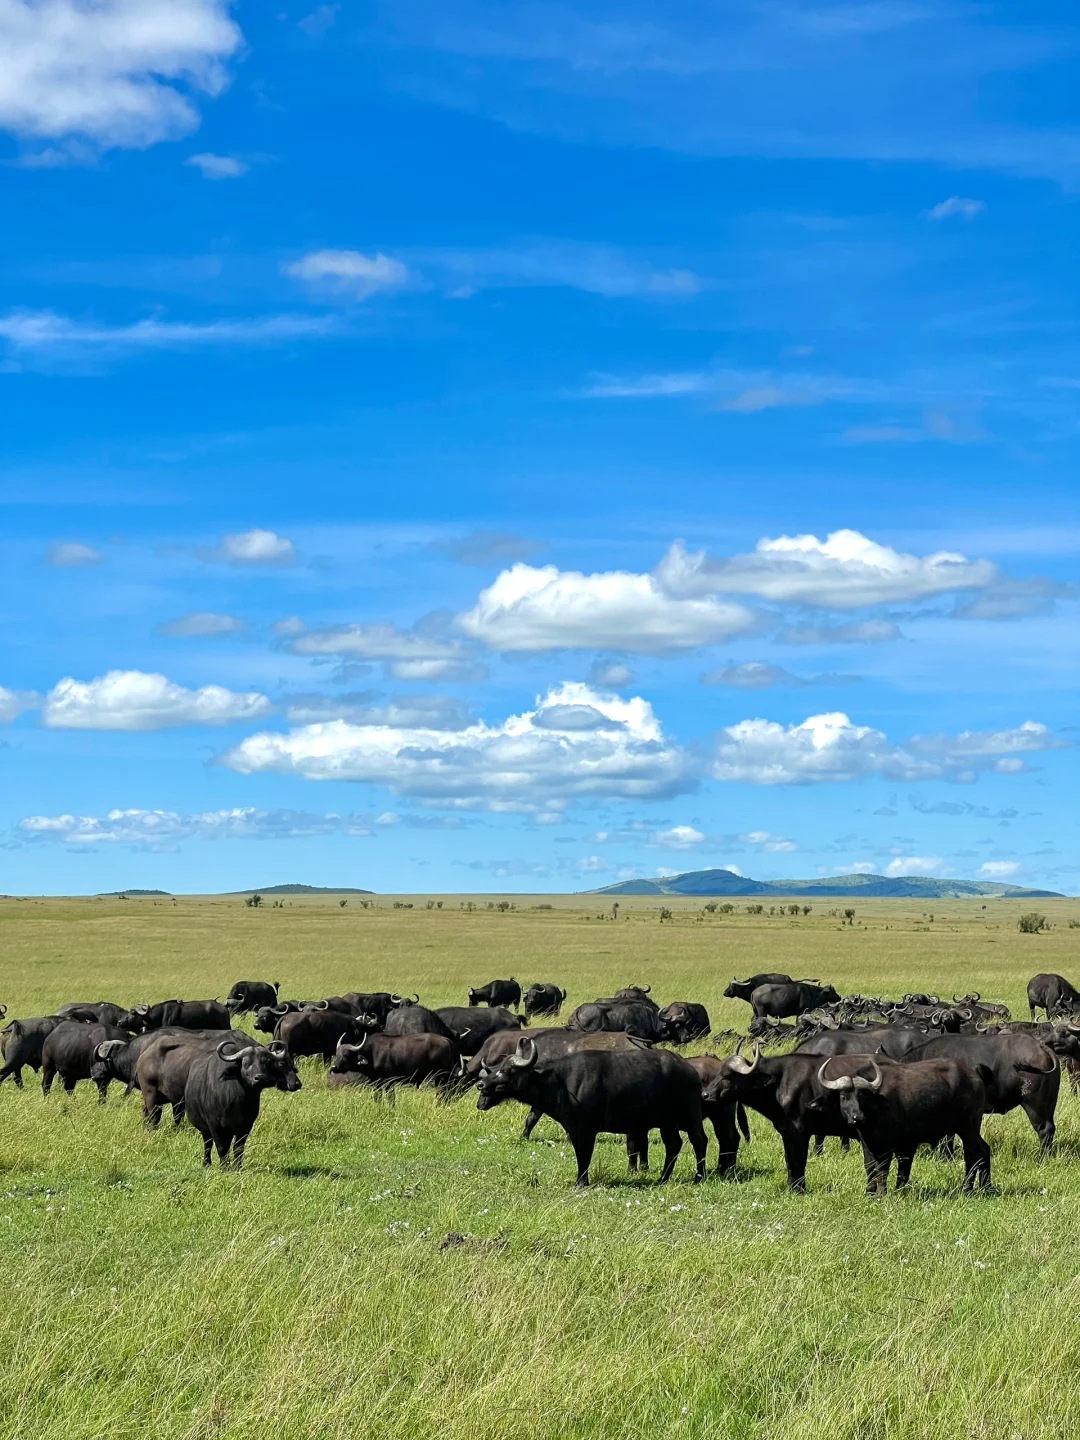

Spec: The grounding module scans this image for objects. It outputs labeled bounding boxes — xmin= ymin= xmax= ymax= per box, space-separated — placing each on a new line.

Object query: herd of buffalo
xmin=3 ymin=969 xmax=1080 ymax=1194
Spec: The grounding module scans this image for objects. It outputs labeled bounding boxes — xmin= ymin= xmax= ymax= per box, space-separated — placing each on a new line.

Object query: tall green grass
xmin=1 ymin=893 xmax=1078 ymax=1438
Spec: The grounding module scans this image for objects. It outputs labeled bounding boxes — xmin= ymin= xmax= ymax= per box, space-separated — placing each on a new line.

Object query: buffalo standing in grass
xmin=274 ymin=1007 xmax=369 ymax=1061
xmin=89 ymin=1027 xmax=250 ymax=1097
xmin=329 ymin=1032 xmax=457 ymax=1092
xmin=749 ymin=981 xmax=840 ymax=1024
xmin=254 ymin=1001 xmax=311 ymax=1035
xmin=476 ymin=1037 xmax=707 ymax=1185
xmin=184 ymin=1039 xmax=300 ymax=1169
xmin=0 ymin=1016 xmax=61 ymax=1087
xmin=53 ymin=1002 xmax=128 ymax=1027
xmin=684 ymin=1054 xmax=749 ymax=1177
xmin=523 ymin=983 xmax=566 ymax=1019
xmin=41 ymin=1020 xmax=131 ymax=1100
xmin=225 ymin=980 xmax=280 ymax=1015
xmin=1027 ymin=973 xmax=1080 ymax=1021
xmin=135 ymin=1030 xmax=257 ymax=1128
xmin=659 ymin=1002 xmax=711 ymax=1045
xmin=435 ymin=1005 xmax=523 ymax=1056
xmin=817 ymin=1055 xmax=992 ymax=1194
xmin=383 ymin=1004 xmax=458 ymax=1044
xmin=723 ymin=973 xmax=794 ymax=1003
xmin=118 ymin=999 xmax=231 ymax=1033
xmin=468 ymin=979 xmax=521 ymax=1010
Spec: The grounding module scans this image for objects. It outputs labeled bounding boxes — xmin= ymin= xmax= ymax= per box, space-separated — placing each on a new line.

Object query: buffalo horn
xmin=509 ymin=1037 xmax=538 ymax=1069
xmin=271 ymin=1004 xmax=289 ymax=1016
xmin=268 ymin=1041 xmax=288 ymax=1058
xmin=727 ymin=1040 xmax=761 ymax=1076
xmin=851 ymin=1059 xmax=883 ymax=1091
xmin=132 ymin=1004 xmax=149 ymax=1015
xmin=217 ymin=1041 xmax=255 ymax=1061
xmin=0 ymin=1005 xmax=6 ymax=1018
xmin=817 ymin=1058 xmax=853 ymax=1092
xmin=95 ymin=1039 xmax=125 ymax=1059
xmin=313 ymin=1000 xmax=330 ymax=1011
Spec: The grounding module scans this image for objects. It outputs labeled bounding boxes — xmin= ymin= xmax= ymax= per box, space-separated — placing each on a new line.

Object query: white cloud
xmin=283 ymin=692 xmax=473 ymax=730
xmin=298 ymin=4 xmax=338 ymax=38
xmin=283 ymin=620 xmax=484 ymax=681
xmin=886 ymin=856 xmax=944 ymax=877
xmin=778 ymin=620 xmax=902 ymax=645
xmin=657 ymin=529 xmax=997 ymax=609
xmin=719 ymin=385 xmax=819 ymax=413
xmin=977 ymin=860 xmax=1022 ymax=879
xmin=651 ymin=825 xmax=705 ymax=849
xmin=19 ymin=806 xmax=377 ymax=849
xmin=284 ymin=250 xmax=410 ymax=300
xmin=458 ymin=562 xmax=757 ymax=654
xmin=0 ymin=686 xmax=39 ymax=724
xmin=926 ymin=197 xmax=986 ymax=221
xmin=701 ymin=661 xmax=858 ymax=689
xmin=588 ymin=660 xmax=634 ymax=687
xmin=710 ymin=711 xmax=1064 ymax=786
xmin=43 ymin=540 xmax=102 ymax=567
xmin=156 ymin=611 xmax=248 ymax=638
xmin=420 ymin=242 xmax=701 ymax=300
xmin=741 ymin=830 xmax=797 ymax=852
xmin=202 ymin=528 xmax=296 ymax=567
xmin=583 ymin=372 xmax=707 ymax=399
xmin=221 ymin=681 xmax=692 ymax=814
xmin=41 ymin=670 xmax=271 ymax=731
xmin=0 ymin=0 xmax=241 ymax=151
xmin=0 ymin=310 xmax=332 ymax=354
xmin=953 ymin=576 xmax=1077 ymax=621
xmin=185 ymin=151 xmax=246 ymax=179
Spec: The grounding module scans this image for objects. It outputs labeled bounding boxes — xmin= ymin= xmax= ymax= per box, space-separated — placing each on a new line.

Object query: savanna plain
xmin=1 ymin=892 xmax=1079 ymax=1440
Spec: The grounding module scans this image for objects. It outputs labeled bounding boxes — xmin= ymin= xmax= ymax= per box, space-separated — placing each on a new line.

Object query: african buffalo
xmin=903 ymin=1031 xmax=1060 ymax=1154
xmin=329 ymin=1032 xmax=457 ymax=1090
xmin=476 ymin=1037 xmax=707 ymax=1185
xmin=684 ymin=1054 xmax=749 ymax=1176
xmin=119 ymin=1000 xmax=231 ymax=1033
xmin=749 ymin=981 xmax=840 ymax=1023
xmin=254 ymin=1001 xmax=310 ymax=1035
xmin=184 ymin=1039 xmax=301 ymax=1169
xmin=723 ymin=973 xmax=794 ymax=1003
xmin=566 ymin=1000 xmax=667 ymax=1042
xmin=0 ymin=1016 xmax=61 ymax=1087
xmin=818 ymin=1055 xmax=991 ymax=1194
xmin=468 ymin=979 xmax=521 ymax=1010
xmin=90 ymin=1027 xmax=251 ymax=1097
xmin=340 ymin=992 xmax=414 ymax=1026
xmin=523 ymin=983 xmax=566 ymax=1019
xmin=659 ymin=1002 xmax=711 ymax=1045
xmin=383 ymin=1004 xmax=458 ymax=1043
xmin=54 ymin=1002 xmax=128 ymax=1027
xmin=435 ymin=1005 xmax=523 ymax=1055
xmin=274 ymin=1007 xmax=369 ymax=1061
xmin=135 ymin=1030 xmax=254 ymax=1128
xmin=1027 ymin=973 xmax=1080 ymax=1021
xmin=225 ymin=980 xmax=280 ymax=1014
xmin=41 ymin=1020 xmax=130 ymax=1100
xmin=612 ymin=986 xmax=660 ymax=1010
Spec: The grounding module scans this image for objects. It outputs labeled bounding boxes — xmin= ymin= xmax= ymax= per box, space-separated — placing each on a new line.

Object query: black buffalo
xmin=383 ymin=1004 xmax=458 ymax=1043
xmin=685 ymin=1054 xmax=749 ymax=1177
xmin=612 ymin=986 xmax=660 ymax=1011
xmin=0 ymin=1016 xmax=61 ymax=1087
xmin=184 ymin=1039 xmax=301 ymax=1169
xmin=817 ymin=1055 xmax=991 ymax=1194
xmin=135 ymin=1030 xmax=258 ymax=1128
xmin=89 ymin=1027 xmax=250 ymax=1097
xmin=476 ymin=1037 xmax=707 ymax=1185
xmin=225 ymin=980 xmax=280 ymax=1014
xmin=329 ymin=1032 xmax=457 ymax=1090
xmin=435 ymin=1005 xmax=523 ymax=1056
xmin=723 ymin=973 xmax=794 ymax=1003
xmin=659 ymin=1002 xmax=711 ymax=1045
xmin=749 ymin=981 xmax=840 ymax=1023
xmin=468 ymin=979 xmax=521 ymax=1010
xmin=902 ymin=1031 xmax=1060 ymax=1154
xmin=566 ymin=1000 xmax=667 ymax=1042
xmin=253 ymin=1001 xmax=311 ymax=1034
xmin=53 ymin=1002 xmax=128 ymax=1027
xmin=702 ymin=1043 xmax=872 ymax=1191
xmin=796 ymin=1024 xmax=934 ymax=1063
xmin=523 ymin=983 xmax=566 ymax=1019
xmin=340 ymin=992 xmax=415 ymax=1026
xmin=1027 ymin=973 xmax=1080 ymax=1021
xmin=41 ymin=1020 xmax=131 ymax=1100
xmin=274 ymin=1007 xmax=369 ymax=1061
xmin=119 ymin=999 xmax=232 ymax=1033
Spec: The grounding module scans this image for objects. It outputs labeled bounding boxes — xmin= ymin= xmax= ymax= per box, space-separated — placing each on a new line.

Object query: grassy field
xmin=1 ymin=891 xmax=1079 ymax=1440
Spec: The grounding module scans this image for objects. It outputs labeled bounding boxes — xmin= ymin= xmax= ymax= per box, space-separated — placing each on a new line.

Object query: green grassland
xmin=1 ymin=891 xmax=1079 ymax=1440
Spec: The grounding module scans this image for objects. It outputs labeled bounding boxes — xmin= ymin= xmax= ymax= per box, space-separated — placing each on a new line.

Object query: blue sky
xmin=0 ymin=0 xmax=1076 ymax=895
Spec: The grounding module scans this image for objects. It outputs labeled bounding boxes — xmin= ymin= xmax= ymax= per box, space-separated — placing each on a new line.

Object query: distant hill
xmin=590 ymin=868 xmax=1064 ymax=900
xmin=99 ymin=889 xmax=172 ymax=897
xmin=225 ymin=884 xmax=375 ymax=896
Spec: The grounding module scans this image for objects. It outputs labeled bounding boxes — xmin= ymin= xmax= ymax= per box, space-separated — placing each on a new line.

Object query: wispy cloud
xmin=925 ymin=196 xmax=986 ymax=221
xmin=0 ymin=310 xmax=334 ymax=355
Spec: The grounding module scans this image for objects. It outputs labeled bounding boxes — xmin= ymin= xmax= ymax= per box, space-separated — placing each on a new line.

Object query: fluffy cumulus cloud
xmin=43 ymin=540 xmax=103 ymax=567
xmin=657 ymin=530 xmax=997 ymax=609
xmin=41 ymin=670 xmax=271 ymax=731
xmin=0 ymin=0 xmax=241 ymax=151
xmin=711 ymin=712 xmax=1065 ymax=786
xmin=283 ymin=620 xmax=484 ymax=682
xmin=221 ymin=681 xmax=692 ymax=815
xmin=457 ymin=563 xmax=757 ymax=654
xmin=284 ymin=250 xmax=410 ymax=300
xmin=19 ymin=806 xmax=383 ymax=849
xmin=650 ymin=825 xmax=705 ymax=849
xmin=886 ymin=855 xmax=944 ymax=877
xmin=977 ymin=860 xmax=1022 ymax=879
xmin=156 ymin=611 xmax=248 ymax=638
xmin=201 ymin=528 xmax=296 ymax=566
xmin=0 ymin=686 xmax=39 ymax=723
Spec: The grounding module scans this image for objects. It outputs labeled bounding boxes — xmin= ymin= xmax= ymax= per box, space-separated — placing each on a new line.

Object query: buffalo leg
xmin=709 ymin=1106 xmax=740 ymax=1177
xmin=569 ymin=1131 xmax=596 ymax=1186
xmin=41 ymin=1061 xmax=55 ymax=1097
xmin=627 ymin=1131 xmax=649 ymax=1172
xmin=895 ymin=1153 xmax=915 ymax=1189
xmin=522 ymin=1106 xmax=543 ymax=1141
xmin=0 ymin=1064 xmax=22 ymax=1088
xmin=201 ymin=1132 xmax=213 ymax=1167
xmin=172 ymin=1101 xmax=185 ymax=1127
xmin=1021 ymin=1101 xmax=1055 ymax=1157
xmin=63 ymin=1077 xmax=77 ymax=1095
xmin=213 ymin=1130 xmax=232 ymax=1170
xmin=781 ymin=1131 xmax=810 ymax=1192
xmin=861 ymin=1143 xmax=891 ymax=1196
xmin=142 ymin=1087 xmax=164 ymax=1128
xmin=960 ymin=1129 xmax=992 ymax=1190
xmin=96 ymin=1080 xmax=109 ymax=1105
xmin=687 ymin=1121 xmax=708 ymax=1183
xmin=659 ymin=1126 xmax=684 ymax=1183
xmin=813 ymin=1134 xmax=825 ymax=1157
xmin=232 ymin=1132 xmax=250 ymax=1171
